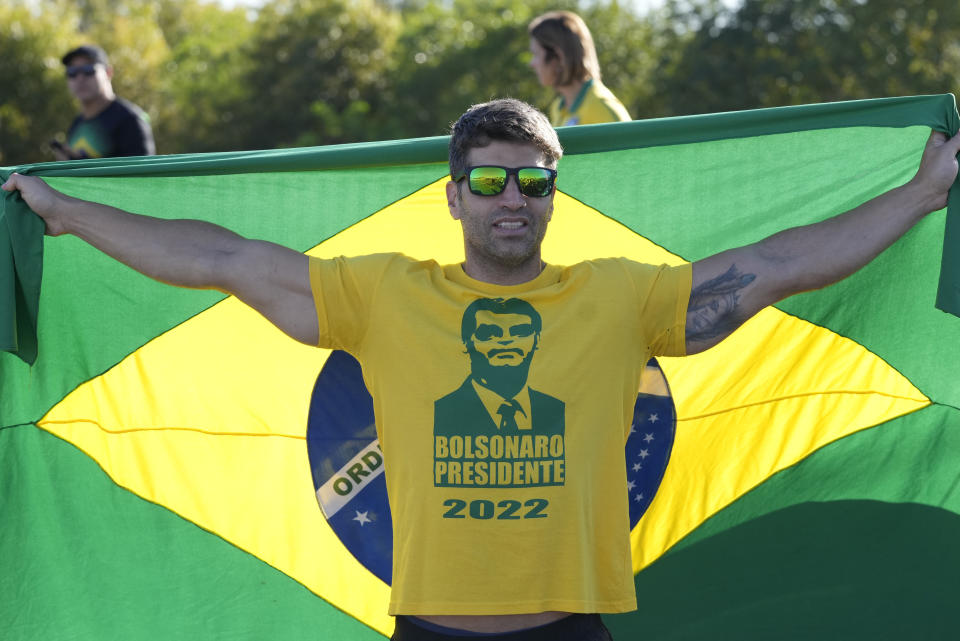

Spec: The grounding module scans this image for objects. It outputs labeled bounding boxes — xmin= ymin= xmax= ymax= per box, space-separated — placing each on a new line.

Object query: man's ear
xmin=105 ymin=65 xmax=114 ymax=79
xmin=446 ymin=180 xmax=462 ymax=220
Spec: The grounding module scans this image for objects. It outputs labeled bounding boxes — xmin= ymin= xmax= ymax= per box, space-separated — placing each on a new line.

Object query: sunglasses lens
xmin=463 ymin=166 xmax=554 ymax=197
xmin=66 ymin=65 xmax=96 ymax=79
xmin=517 ymin=168 xmax=554 ymax=197
xmin=468 ymin=167 xmax=508 ymax=196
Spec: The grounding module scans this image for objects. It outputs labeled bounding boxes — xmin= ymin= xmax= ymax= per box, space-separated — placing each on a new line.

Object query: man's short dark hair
xmin=449 ymin=99 xmax=562 ymax=180
xmin=62 ymin=45 xmax=110 ymax=67
xmin=461 ymin=297 xmax=543 ymax=345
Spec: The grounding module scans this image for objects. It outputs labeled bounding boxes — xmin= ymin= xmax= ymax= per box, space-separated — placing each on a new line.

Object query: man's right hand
xmin=3 ymin=172 xmax=319 ymax=345
xmin=1 ymin=173 xmax=71 ymax=235
xmin=51 ymin=145 xmax=75 ymax=162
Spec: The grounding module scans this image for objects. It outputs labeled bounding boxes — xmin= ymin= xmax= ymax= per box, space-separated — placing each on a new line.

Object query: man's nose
xmin=498 ymin=176 xmax=526 ymax=210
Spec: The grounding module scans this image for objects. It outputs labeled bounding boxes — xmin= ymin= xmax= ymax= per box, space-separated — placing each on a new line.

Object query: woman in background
xmin=528 ymin=10 xmax=631 ymax=126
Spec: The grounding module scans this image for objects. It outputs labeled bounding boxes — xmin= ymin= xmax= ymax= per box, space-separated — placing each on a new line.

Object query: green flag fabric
xmin=2 ymin=95 xmax=959 ymax=639
xmin=0 ymin=186 xmax=44 ymax=364
xmin=936 ymin=187 xmax=960 ymax=315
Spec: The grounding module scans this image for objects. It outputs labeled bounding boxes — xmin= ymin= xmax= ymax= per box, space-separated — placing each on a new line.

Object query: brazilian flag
xmin=2 ymin=95 xmax=959 ymax=639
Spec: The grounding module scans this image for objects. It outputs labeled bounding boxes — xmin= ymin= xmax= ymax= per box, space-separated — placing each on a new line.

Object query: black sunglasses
xmin=66 ymin=64 xmax=98 ymax=79
xmin=453 ymin=166 xmax=557 ymax=198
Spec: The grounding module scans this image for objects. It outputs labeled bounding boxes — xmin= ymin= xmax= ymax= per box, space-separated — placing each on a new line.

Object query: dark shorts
xmin=391 ymin=614 xmax=613 ymax=641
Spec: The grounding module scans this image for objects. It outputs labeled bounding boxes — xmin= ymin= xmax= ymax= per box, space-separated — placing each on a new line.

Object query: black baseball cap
xmin=62 ymin=45 xmax=110 ymax=67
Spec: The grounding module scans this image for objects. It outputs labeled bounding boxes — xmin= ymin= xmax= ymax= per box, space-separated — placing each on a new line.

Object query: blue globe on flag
xmin=306 ymin=351 xmax=675 ymax=584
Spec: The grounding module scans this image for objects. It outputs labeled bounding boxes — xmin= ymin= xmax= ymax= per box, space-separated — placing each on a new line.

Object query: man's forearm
xmin=687 ymin=176 xmax=946 ymax=353
xmin=3 ymin=171 xmax=317 ymax=345
xmin=753 ymin=179 xmax=942 ymax=300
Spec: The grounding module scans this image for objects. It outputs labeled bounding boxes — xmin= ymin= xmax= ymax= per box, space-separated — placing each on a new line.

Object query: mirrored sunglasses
xmin=66 ymin=64 xmax=98 ymax=79
xmin=453 ymin=166 xmax=557 ymax=198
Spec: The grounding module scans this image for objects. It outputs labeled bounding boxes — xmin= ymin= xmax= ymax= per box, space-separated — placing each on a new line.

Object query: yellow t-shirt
xmin=549 ymin=78 xmax=631 ymax=127
xmin=309 ymin=254 xmax=691 ymax=615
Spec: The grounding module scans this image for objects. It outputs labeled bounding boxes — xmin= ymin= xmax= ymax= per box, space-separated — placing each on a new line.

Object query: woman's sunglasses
xmin=453 ymin=166 xmax=557 ymax=198
xmin=65 ymin=64 xmax=98 ymax=79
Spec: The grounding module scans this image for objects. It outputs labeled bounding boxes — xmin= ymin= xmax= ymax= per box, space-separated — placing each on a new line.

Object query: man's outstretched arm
xmin=684 ymin=130 xmax=960 ymax=355
xmin=1 ymin=173 xmax=318 ymax=345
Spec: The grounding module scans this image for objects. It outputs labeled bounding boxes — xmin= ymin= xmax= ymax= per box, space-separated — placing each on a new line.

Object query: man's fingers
xmin=945 ymin=130 xmax=960 ymax=155
xmin=928 ymin=129 xmax=960 ymax=155
xmin=1 ymin=172 xmax=20 ymax=191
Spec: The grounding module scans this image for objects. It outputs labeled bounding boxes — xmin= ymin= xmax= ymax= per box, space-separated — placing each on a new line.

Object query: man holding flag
xmin=4 ymin=98 xmax=959 ymax=640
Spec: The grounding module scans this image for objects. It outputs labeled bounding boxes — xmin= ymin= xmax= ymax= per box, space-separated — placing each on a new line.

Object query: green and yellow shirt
xmin=548 ymin=78 xmax=631 ymax=127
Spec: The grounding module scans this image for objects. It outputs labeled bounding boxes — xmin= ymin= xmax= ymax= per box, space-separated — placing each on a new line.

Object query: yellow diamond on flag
xmin=39 ymin=179 xmax=929 ymax=636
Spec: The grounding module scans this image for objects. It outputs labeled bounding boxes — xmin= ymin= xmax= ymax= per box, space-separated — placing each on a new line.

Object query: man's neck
xmin=80 ymin=94 xmax=114 ymax=120
xmin=461 ymin=256 xmax=546 ymax=286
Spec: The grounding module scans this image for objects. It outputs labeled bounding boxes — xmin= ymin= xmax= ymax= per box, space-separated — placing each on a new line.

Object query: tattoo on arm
xmin=687 ymin=264 xmax=756 ymax=344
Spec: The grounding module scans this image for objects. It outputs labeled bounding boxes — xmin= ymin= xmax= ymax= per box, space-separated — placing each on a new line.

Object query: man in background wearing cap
xmin=53 ymin=45 xmax=155 ymax=160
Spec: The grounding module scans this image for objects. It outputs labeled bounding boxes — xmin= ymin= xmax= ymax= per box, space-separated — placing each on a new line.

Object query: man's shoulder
xmin=111 ymin=98 xmax=150 ymax=120
xmin=570 ymin=257 xmax=688 ymax=274
xmin=88 ymin=100 xmax=151 ymax=142
xmin=66 ymin=113 xmax=84 ymax=134
xmin=565 ymin=257 xmax=652 ymax=275
xmin=90 ymin=99 xmax=155 ymax=156
xmin=557 ymin=259 xmax=691 ymax=301
xmin=310 ymin=252 xmax=440 ymax=276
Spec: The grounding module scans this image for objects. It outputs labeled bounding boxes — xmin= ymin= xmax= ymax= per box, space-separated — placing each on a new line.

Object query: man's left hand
xmin=909 ymin=130 xmax=960 ymax=212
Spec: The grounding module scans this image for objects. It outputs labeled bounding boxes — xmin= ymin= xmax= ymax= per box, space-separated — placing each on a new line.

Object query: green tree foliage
xmin=652 ymin=0 xmax=960 ymax=116
xmin=0 ymin=2 xmax=80 ymax=164
xmin=2 ymin=0 xmax=960 ymax=165
xmin=384 ymin=0 xmax=653 ymax=136
xmin=386 ymin=0 xmax=550 ymax=138
xmin=230 ymin=0 xmax=400 ymax=149
xmin=154 ymin=0 xmax=255 ymax=152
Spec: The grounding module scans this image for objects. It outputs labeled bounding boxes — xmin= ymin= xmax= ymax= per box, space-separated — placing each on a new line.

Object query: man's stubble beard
xmin=460 ymin=195 xmax=550 ymax=268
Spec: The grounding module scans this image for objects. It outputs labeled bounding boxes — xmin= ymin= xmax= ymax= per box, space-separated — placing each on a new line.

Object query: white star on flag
xmin=353 ymin=510 xmax=372 ymax=526
xmin=632 ymin=462 xmax=642 ymax=472
xmin=648 ymin=413 xmax=659 ymax=423
xmin=643 ymin=433 xmax=655 ymax=443
xmin=634 ymin=493 xmax=644 ymax=502
xmin=627 ymin=480 xmax=636 ymax=491
xmin=639 ymin=449 xmax=649 ymax=459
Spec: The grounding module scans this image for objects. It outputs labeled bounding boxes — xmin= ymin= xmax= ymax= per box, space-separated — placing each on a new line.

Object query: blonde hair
xmin=528 ymin=10 xmax=601 ymax=86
